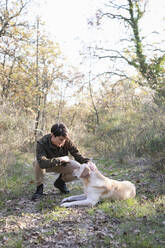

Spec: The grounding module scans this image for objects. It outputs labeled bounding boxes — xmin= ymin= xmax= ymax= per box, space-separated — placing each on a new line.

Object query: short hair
xmin=51 ymin=123 xmax=68 ymax=137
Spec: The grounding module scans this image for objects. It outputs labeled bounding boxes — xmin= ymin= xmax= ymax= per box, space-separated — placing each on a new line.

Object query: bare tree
xmin=95 ymin=0 xmax=165 ymax=102
xmin=88 ymin=46 xmax=99 ymax=126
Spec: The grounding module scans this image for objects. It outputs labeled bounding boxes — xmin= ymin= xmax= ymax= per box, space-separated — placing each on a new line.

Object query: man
xmin=32 ymin=123 xmax=90 ymax=200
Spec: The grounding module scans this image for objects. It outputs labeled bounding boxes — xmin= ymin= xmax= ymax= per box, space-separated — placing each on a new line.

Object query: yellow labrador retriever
xmin=61 ymin=160 xmax=136 ymax=207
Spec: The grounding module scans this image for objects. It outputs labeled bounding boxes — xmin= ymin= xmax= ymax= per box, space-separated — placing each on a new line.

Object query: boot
xmin=31 ymin=184 xmax=44 ymax=201
xmin=54 ymin=174 xmax=70 ymax=194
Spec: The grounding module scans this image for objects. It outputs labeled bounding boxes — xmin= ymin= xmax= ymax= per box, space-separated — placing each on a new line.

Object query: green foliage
xmin=82 ymin=88 xmax=165 ymax=161
xmin=0 ymin=234 xmax=23 ymax=248
xmin=46 ymin=207 xmax=71 ymax=222
xmin=147 ymin=136 xmax=165 ymax=154
xmin=0 ymin=151 xmax=34 ymax=205
xmin=97 ymin=198 xmax=161 ymax=219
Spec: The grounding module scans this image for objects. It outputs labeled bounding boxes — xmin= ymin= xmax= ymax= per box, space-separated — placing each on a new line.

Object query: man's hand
xmin=87 ymin=161 xmax=96 ymax=171
xmin=59 ymin=156 xmax=70 ymax=163
xmin=58 ymin=156 xmax=70 ymax=166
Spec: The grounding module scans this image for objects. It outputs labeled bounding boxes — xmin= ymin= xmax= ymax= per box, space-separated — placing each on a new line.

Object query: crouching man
xmin=32 ymin=123 xmax=90 ymax=200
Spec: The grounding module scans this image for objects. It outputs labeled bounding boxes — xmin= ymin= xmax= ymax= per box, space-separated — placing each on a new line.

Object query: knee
xmin=33 ymin=160 xmax=36 ymax=167
xmin=61 ymin=174 xmax=68 ymax=182
xmin=62 ymin=173 xmax=77 ymax=182
xmin=33 ymin=160 xmax=39 ymax=167
xmin=33 ymin=160 xmax=43 ymax=172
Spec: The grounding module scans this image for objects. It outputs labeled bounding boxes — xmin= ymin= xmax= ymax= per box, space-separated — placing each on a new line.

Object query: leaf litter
xmin=0 ymin=160 xmax=165 ymax=247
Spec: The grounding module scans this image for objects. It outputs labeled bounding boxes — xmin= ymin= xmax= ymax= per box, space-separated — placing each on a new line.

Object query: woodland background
xmin=1 ymin=0 xmax=165 ymax=177
xmin=0 ymin=1 xmax=165 ymax=247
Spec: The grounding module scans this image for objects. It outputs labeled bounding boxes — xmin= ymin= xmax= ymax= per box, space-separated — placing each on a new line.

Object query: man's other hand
xmin=59 ymin=156 xmax=70 ymax=163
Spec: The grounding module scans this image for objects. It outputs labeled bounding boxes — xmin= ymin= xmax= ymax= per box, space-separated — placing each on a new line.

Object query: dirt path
xmin=0 ymin=173 xmax=120 ymax=248
xmin=0 ymin=160 xmax=165 ymax=248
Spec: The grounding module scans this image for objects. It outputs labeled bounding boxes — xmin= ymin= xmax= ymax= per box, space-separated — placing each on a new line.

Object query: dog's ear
xmin=80 ymin=166 xmax=91 ymax=178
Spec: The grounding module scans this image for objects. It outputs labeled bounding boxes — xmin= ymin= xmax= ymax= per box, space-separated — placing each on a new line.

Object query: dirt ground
xmin=0 ymin=160 xmax=165 ymax=248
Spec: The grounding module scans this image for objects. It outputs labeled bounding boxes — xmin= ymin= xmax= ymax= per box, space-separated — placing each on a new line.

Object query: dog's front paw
xmin=61 ymin=197 xmax=69 ymax=204
xmin=61 ymin=196 xmax=73 ymax=203
xmin=60 ymin=202 xmax=71 ymax=208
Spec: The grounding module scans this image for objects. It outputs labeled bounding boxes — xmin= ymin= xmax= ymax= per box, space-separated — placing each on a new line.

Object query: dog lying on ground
xmin=61 ymin=160 xmax=136 ymax=207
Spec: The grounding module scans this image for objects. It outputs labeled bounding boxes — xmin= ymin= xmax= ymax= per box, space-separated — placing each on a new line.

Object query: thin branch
xmin=96 ymin=48 xmax=139 ymax=68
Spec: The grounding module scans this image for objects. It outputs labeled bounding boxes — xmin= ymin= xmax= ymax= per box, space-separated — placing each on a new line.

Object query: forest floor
xmin=0 ymin=153 xmax=165 ymax=248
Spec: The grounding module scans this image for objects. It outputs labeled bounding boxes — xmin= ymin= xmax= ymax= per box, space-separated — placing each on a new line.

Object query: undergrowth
xmin=0 ymin=154 xmax=164 ymax=247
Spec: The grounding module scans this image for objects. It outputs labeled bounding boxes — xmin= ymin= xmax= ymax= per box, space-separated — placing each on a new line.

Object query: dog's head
xmin=72 ymin=163 xmax=91 ymax=178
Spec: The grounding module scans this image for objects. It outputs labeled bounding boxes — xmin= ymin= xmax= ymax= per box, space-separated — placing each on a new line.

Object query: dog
xmin=60 ymin=160 xmax=136 ymax=207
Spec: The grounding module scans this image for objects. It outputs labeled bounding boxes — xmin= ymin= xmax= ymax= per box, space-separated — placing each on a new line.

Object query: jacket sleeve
xmin=36 ymin=141 xmax=61 ymax=169
xmin=68 ymin=140 xmax=90 ymax=164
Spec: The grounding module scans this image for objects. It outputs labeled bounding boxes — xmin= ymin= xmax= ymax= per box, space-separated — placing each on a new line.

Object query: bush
xmin=83 ymin=101 xmax=165 ymax=160
xmin=0 ymin=101 xmax=35 ymax=188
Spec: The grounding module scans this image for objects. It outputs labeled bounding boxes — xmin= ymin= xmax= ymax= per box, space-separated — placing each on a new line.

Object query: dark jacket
xmin=36 ymin=134 xmax=89 ymax=169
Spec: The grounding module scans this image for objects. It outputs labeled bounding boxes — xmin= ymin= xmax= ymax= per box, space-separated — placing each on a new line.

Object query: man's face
xmin=51 ymin=134 xmax=66 ymax=147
